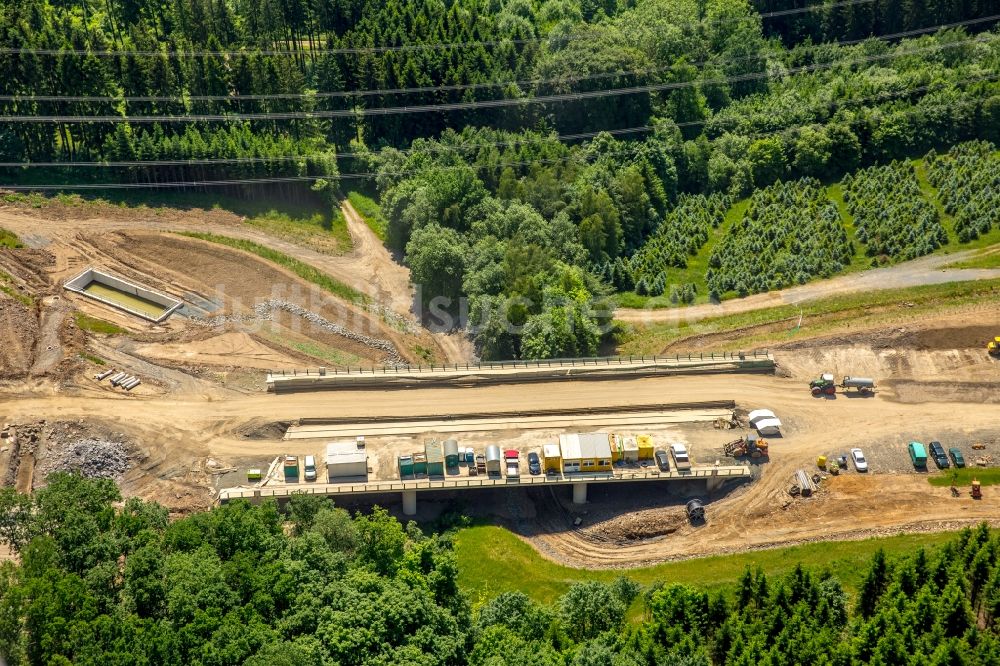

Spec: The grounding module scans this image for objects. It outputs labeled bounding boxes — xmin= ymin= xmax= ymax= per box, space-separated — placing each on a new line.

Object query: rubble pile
xmin=48 ymin=438 xmax=130 ymax=479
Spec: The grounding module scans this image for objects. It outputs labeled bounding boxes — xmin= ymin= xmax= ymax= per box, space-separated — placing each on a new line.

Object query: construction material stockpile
xmin=45 ymin=438 xmax=130 ymax=479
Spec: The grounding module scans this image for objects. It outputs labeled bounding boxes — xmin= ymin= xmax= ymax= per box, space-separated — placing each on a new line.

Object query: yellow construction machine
xmin=724 ymin=434 xmax=769 ymax=459
xmin=989 ymin=336 xmax=1000 ymax=357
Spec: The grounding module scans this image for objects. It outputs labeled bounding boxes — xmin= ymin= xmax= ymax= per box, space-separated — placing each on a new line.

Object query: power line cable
xmin=0 ymin=0 xmax=880 ymax=58
xmin=0 ymin=44 xmax=865 ymax=104
xmin=3 ymin=23 xmax=994 ymax=124
xmin=3 ymin=81 xmax=992 ymax=189
xmin=5 ymin=69 xmax=996 ymax=169
xmin=4 ymin=13 xmax=994 ymax=105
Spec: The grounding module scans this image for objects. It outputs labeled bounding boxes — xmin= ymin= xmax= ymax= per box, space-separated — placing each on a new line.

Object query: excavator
xmin=989 ymin=336 xmax=1000 ymax=358
xmin=809 ymin=372 xmax=836 ymax=396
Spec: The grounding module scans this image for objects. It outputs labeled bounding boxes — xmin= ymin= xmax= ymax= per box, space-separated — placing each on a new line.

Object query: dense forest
xmin=2 ymin=0 xmax=1000 ymax=359
xmin=1 ymin=474 xmax=1000 ymax=664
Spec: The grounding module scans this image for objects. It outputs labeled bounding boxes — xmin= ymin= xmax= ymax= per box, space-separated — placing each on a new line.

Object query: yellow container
xmin=817 ymin=455 xmax=827 ymax=469
xmin=637 ymin=434 xmax=654 ymax=460
xmin=609 ymin=434 xmax=623 ymax=462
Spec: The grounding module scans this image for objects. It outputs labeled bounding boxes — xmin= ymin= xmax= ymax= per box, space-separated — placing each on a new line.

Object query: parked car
xmin=527 ymin=452 xmax=541 ymax=476
xmin=908 ymin=441 xmax=928 ymax=469
xmin=949 ymin=447 xmax=966 ymax=468
xmin=929 ymin=441 xmax=949 ymax=468
xmin=850 ymin=448 xmax=868 ymax=472
xmin=654 ymin=449 xmax=670 ymax=472
xmin=670 ymin=443 xmax=692 ymax=471
xmin=303 ymin=455 xmax=317 ymax=482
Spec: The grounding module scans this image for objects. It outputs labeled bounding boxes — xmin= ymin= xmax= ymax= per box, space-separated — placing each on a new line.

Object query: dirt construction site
xmin=2 ymin=196 xmax=1000 ymax=566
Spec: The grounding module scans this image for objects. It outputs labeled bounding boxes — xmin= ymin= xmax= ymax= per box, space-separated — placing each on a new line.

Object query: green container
xmin=398 ymin=455 xmax=414 ymax=478
xmin=425 ymin=440 xmax=445 ymax=477
xmin=412 ymin=453 xmax=427 ymax=475
xmin=444 ymin=439 xmax=460 ymax=468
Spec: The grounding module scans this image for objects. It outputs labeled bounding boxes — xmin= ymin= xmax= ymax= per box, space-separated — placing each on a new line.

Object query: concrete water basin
xmin=65 ymin=268 xmax=182 ymax=322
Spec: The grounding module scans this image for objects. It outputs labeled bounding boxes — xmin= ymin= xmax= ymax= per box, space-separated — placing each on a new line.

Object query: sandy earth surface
xmin=340 ymin=201 xmax=413 ymax=316
xmin=131 ymin=331 xmax=301 ymax=370
xmin=2 ymin=345 xmax=999 ymax=563
xmin=0 ymin=203 xmax=468 ymax=365
xmin=2 ymin=199 xmax=1000 ymax=568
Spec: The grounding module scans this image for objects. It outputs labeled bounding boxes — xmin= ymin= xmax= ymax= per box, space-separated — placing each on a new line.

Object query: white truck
xmin=504 ymin=449 xmax=520 ymax=479
xmin=670 ymin=443 xmax=692 ymax=471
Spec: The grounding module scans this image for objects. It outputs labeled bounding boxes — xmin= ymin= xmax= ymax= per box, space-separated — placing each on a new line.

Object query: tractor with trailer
xmin=809 ymin=373 xmax=836 ymax=396
xmin=724 ymin=434 xmax=769 ymax=459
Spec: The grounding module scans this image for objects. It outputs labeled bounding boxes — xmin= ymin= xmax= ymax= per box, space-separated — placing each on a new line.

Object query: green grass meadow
xmin=929 ymin=467 xmax=1000 ymax=487
xmin=0 ymin=227 xmax=22 ymax=248
xmin=454 ymin=524 xmax=955 ymax=609
xmin=347 ymin=191 xmax=388 ymax=241
xmin=73 ymin=312 xmax=126 ymax=335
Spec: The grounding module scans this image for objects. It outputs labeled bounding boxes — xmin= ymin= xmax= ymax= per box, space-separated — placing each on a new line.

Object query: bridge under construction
xmin=266 ymin=350 xmax=776 ymax=392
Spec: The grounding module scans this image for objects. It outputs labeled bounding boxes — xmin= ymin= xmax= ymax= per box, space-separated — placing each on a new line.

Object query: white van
xmin=303 ymin=455 xmax=317 ymax=481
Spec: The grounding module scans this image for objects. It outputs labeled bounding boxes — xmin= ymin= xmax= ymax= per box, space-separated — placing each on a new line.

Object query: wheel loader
xmin=724 ymin=434 xmax=769 ymax=459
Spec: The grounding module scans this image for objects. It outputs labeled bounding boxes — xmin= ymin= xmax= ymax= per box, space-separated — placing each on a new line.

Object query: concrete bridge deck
xmin=218 ymin=464 xmax=753 ymax=513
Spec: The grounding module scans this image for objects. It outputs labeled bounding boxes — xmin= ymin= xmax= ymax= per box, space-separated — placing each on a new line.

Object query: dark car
xmin=654 ymin=449 xmax=670 ymax=472
xmin=949 ymin=447 xmax=966 ymax=468
xmin=527 ymin=452 xmax=541 ymax=475
xmin=929 ymin=441 xmax=949 ymax=469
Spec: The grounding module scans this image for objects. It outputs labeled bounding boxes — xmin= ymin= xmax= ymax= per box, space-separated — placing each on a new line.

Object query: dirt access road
xmin=339 ymin=201 xmax=412 ymax=316
xmin=616 ymin=250 xmax=1000 ymax=324
xmin=3 ymin=370 xmax=999 ymax=563
xmin=340 ymin=201 xmax=474 ymax=364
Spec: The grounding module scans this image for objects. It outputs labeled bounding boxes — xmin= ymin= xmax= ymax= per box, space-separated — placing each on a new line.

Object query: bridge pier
xmin=706 ymin=471 xmax=724 ymax=493
xmin=402 ymin=490 xmax=417 ymax=516
xmin=572 ymin=482 xmax=587 ymax=505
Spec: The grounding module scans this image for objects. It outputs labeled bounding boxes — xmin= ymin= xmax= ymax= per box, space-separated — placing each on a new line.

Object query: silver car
xmin=850 ymin=448 xmax=868 ymax=472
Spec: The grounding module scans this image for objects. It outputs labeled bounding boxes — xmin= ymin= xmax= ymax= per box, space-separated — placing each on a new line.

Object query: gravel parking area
xmin=820 ymin=427 xmax=1000 ymax=476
